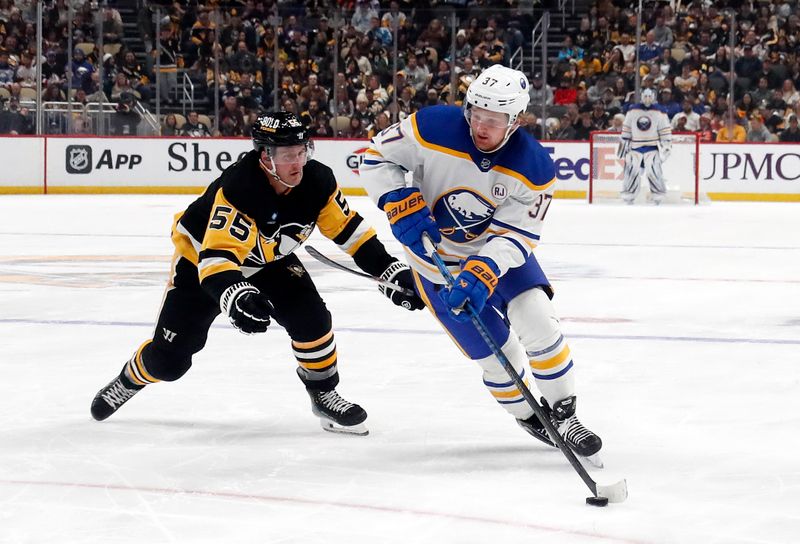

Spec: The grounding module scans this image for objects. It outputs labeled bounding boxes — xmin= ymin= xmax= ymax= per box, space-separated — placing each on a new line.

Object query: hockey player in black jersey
xmin=90 ymin=112 xmax=424 ymax=435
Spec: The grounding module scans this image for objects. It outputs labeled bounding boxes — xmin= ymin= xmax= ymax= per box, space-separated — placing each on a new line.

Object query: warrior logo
xmin=66 ymin=145 xmax=92 ymax=174
xmin=636 ymin=116 xmax=652 ymax=131
xmin=433 ymin=188 xmax=495 ymax=243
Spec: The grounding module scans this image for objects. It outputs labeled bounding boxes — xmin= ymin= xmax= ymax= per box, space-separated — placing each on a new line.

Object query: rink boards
xmin=1 ymin=135 xmax=799 ymax=201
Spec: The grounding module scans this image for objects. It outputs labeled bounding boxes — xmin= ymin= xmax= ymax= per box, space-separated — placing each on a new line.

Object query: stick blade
xmin=595 ymin=479 xmax=628 ymax=503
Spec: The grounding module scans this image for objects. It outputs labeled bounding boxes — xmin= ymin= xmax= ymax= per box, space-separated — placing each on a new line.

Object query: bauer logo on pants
xmin=66 ymin=145 xmax=92 ymax=174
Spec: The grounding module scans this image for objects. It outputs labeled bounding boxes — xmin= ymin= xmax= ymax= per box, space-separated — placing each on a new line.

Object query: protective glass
xmin=268 ymin=141 xmax=314 ymax=165
xmin=465 ymin=107 xmax=511 ymax=130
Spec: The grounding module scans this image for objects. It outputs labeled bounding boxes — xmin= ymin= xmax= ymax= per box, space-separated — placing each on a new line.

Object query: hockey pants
xmin=412 ymin=256 xmax=575 ymax=420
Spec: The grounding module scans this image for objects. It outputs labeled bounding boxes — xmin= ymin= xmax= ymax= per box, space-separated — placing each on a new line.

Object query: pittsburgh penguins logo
xmin=636 ymin=116 xmax=652 ymax=131
xmin=246 ymin=222 xmax=314 ymax=264
xmin=433 ymin=189 xmax=495 ymax=243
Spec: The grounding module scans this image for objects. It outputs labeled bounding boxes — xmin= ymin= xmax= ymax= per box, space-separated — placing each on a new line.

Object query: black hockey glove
xmin=220 ymin=282 xmax=274 ymax=334
xmin=378 ymin=261 xmax=426 ymax=311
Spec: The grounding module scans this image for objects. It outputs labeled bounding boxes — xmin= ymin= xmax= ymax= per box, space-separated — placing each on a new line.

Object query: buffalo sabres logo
xmin=636 ymin=116 xmax=652 ymax=131
xmin=433 ymin=189 xmax=495 ymax=243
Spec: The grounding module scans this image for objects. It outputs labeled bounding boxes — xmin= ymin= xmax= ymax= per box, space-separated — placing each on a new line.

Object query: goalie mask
xmin=464 ymin=64 xmax=530 ymax=153
xmin=641 ymin=88 xmax=656 ymax=107
xmin=252 ymin=112 xmax=315 ymax=188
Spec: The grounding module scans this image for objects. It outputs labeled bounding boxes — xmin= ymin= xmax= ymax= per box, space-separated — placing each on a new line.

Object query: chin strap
xmin=259 ymin=155 xmax=296 ymax=189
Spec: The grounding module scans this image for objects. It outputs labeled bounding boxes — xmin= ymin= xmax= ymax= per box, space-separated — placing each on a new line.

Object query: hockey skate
xmin=550 ymin=396 xmax=604 ymax=468
xmin=307 ymin=389 xmax=368 ymax=436
xmin=90 ymin=374 xmax=143 ymax=421
xmin=518 ymin=396 xmax=603 ymax=468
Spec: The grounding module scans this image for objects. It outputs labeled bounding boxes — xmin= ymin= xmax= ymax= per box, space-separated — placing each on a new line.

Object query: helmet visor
xmin=465 ymin=107 xmax=511 ymax=130
xmin=267 ymin=141 xmax=314 ymax=165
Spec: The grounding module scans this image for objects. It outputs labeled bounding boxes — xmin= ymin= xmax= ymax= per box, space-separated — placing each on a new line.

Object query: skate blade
xmin=579 ymin=452 xmax=604 ymax=469
xmin=319 ymin=418 xmax=369 ymax=436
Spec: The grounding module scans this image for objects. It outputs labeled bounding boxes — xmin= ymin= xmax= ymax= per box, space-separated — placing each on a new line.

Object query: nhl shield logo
xmin=479 ymin=158 xmax=492 ymax=171
xmin=66 ymin=145 xmax=92 ymax=174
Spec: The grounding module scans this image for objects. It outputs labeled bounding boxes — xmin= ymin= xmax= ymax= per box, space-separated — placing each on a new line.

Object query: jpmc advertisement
xmin=2 ymin=136 xmax=799 ymax=199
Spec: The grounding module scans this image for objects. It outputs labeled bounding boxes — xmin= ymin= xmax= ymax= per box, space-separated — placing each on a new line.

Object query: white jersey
xmin=359 ymin=105 xmax=556 ymax=284
xmin=621 ymin=105 xmax=672 ymax=150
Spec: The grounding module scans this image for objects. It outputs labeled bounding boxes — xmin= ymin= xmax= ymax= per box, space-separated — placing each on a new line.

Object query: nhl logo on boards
xmin=66 ymin=145 xmax=92 ymax=174
xmin=636 ymin=116 xmax=652 ymax=131
xmin=491 ymin=183 xmax=507 ymax=200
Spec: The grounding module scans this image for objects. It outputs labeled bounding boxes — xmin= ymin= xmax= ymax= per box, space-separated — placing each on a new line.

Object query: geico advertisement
xmin=46 ymin=137 xmax=370 ymax=188
xmin=0 ymin=137 xmax=44 ymax=186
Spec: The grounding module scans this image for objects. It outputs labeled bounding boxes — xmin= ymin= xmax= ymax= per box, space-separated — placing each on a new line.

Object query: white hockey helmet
xmin=464 ymin=64 xmax=531 ymax=151
xmin=641 ymin=88 xmax=656 ymax=107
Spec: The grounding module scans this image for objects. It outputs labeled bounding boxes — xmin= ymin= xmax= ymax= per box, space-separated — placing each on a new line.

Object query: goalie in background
xmin=618 ymin=88 xmax=673 ymax=205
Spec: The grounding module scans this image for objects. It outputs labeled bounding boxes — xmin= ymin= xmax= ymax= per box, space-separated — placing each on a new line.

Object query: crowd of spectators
xmin=541 ymin=0 xmax=800 ymax=142
xmin=3 ymin=0 xmax=800 ymax=142
xmin=143 ymin=0 xmax=534 ymax=138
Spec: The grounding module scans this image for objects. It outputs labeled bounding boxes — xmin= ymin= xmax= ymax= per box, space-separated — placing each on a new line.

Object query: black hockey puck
xmin=586 ymin=496 xmax=609 ymax=507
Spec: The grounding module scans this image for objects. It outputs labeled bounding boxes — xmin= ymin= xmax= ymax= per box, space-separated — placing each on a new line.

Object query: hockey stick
xmin=304 ymin=245 xmax=416 ymax=296
xmin=421 ymin=233 xmax=627 ymax=504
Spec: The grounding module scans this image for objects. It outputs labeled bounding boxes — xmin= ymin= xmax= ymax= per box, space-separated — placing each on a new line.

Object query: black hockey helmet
xmin=252 ymin=111 xmax=309 ymax=152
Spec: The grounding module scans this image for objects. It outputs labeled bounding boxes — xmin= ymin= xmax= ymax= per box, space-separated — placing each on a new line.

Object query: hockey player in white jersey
xmin=359 ymin=64 xmax=603 ymax=462
xmin=619 ymin=88 xmax=673 ymax=204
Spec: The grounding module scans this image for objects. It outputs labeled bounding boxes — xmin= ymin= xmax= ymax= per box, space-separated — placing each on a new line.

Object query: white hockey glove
xmin=617 ymin=138 xmax=631 ymax=159
xmin=659 ymin=143 xmax=671 ymax=162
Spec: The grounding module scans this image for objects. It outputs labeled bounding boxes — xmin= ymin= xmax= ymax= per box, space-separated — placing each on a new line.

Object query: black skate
xmin=516 ymin=412 xmax=555 ymax=447
xmin=308 ymin=389 xmax=368 ymax=436
xmin=550 ymin=396 xmax=604 ymax=468
xmin=91 ymin=374 xmax=143 ymax=421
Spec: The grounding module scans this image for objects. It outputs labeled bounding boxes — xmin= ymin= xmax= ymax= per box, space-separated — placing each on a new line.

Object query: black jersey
xmin=171 ymin=150 xmax=394 ymax=300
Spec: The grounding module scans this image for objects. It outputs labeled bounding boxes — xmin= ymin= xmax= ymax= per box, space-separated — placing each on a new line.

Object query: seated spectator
xmin=672 ymin=99 xmax=701 ymax=131
xmin=529 ymin=72 xmax=553 ymax=107
xmin=181 ymin=111 xmax=211 ymax=138
xmin=609 ymin=113 xmax=625 ymax=132
xmin=780 ymin=115 xmax=800 ymax=142
xmin=299 ymin=73 xmax=329 ymax=110
xmin=781 ymin=79 xmax=800 ymax=107
xmin=0 ymin=51 xmax=14 ymax=87
xmin=162 ymin=113 xmax=180 ymax=136
xmin=367 ymin=111 xmax=391 ymax=138
xmin=699 ymin=116 xmax=717 ymax=143
xmin=109 ymin=93 xmax=141 ymax=136
xmin=658 ymin=88 xmax=681 ymax=118
xmin=554 ymin=78 xmax=578 ymax=105
xmin=716 ymin=117 xmax=746 ymax=142
xmin=590 ymin=100 xmax=610 ymax=129
xmin=347 ymin=116 xmax=368 ymax=138
xmin=110 ymin=73 xmax=135 ymax=102
xmin=40 ymin=50 xmax=65 ymax=83
xmin=558 ymin=36 xmax=583 ymax=63
xmin=0 ymin=97 xmax=32 ymax=134
xmin=638 ymin=31 xmax=662 ymax=63
xmin=218 ymin=93 xmax=245 ymax=136
xmin=746 ymin=116 xmax=772 ymax=142
xmin=403 ymin=51 xmax=430 ymax=97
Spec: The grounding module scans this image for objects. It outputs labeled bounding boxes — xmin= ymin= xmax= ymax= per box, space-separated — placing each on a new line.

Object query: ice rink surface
xmin=1 ymin=194 xmax=799 ymax=544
